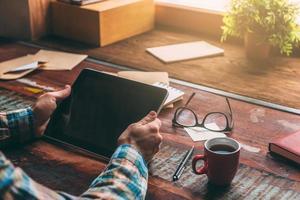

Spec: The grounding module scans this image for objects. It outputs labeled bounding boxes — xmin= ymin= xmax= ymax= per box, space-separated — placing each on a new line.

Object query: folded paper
xmin=0 ymin=55 xmax=41 ymax=80
xmin=33 ymin=50 xmax=87 ymax=70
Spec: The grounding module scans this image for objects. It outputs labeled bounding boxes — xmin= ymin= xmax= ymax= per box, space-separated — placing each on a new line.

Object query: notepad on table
xmin=269 ymin=130 xmax=300 ymax=164
xmin=118 ymin=71 xmax=169 ymax=85
xmin=146 ymin=41 xmax=224 ymax=63
xmin=152 ymin=82 xmax=184 ymax=107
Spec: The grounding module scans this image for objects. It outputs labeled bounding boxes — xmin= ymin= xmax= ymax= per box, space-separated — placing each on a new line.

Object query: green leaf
xmin=220 ymin=0 xmax=300 ymax=56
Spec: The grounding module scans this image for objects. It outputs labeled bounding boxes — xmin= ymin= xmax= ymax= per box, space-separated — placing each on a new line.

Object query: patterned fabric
xmin=0 ymin=108 xmax=148 ymax=200
xmin=0 ymin=107 xmax=34 ymax=147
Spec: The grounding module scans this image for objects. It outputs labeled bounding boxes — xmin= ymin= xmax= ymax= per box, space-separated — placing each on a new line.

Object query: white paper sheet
xmin=184 ymin=123 xmax=227 ymax=141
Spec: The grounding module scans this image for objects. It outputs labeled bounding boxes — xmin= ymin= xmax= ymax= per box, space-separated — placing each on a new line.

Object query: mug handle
xmin=192 ymin=155 xmax=207 ymax=175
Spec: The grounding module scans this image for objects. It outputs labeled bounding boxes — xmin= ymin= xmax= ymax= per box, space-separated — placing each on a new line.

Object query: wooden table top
xmin=0 ymin=41 xmax=299 ymax=199
xmin=35 ymin=27 xmax=300 ymax=111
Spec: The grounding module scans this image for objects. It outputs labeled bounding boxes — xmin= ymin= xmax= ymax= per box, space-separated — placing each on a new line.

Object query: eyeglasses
xmin=172 ymin=93 xmax=234 ymax=132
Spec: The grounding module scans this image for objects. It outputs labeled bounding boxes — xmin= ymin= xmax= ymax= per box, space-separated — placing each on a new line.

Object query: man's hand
xmin=118 ymin=111 xmax=163 ymax=162
xmin=33 ymin=85 xmax=71 ymax=137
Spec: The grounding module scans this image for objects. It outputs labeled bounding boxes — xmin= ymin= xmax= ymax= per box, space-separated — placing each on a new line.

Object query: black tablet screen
xmin=44 ymin=69 xmax=168 ymax=159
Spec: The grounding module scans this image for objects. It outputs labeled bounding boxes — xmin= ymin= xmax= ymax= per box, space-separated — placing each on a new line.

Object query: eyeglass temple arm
xmin=173 ymin=92 xmax=195 ymax=122
xmin=185 ymin=92 xmax=196 ymax=107
xmin=226 ymin=97 xmax=234 ymax=125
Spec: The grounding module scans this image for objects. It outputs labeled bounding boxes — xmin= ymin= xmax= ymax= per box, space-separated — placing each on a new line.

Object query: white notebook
xmin=152 ymin=82 xmax=184 ymax=106
xmin=146 ymin=41 xmax=224 ymax=63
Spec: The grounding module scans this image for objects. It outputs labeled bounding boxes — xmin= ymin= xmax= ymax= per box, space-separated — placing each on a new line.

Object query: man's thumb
xmin=48 ymin=85 xmax=71 ymax=101
xmin=139 ymin=111 xmax=157 ymax=125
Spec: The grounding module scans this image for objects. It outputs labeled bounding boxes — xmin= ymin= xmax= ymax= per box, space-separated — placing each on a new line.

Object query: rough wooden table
xmin=0 ymin=41 xmax=299 ymax=199
xmin=35 ymin=27 xmax=300 ymax=110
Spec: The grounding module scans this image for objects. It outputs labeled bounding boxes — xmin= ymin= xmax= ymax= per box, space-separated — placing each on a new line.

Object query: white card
xmin=184 ymin=123 xmax=227 ymax=141
xmin=146 ymin=41 xmax=224 ymax=63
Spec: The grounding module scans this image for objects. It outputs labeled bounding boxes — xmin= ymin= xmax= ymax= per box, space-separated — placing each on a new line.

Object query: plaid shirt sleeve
xmin=0 ymin=107 xmax=35 ymax=147
xmin=81 ymin=144 xmax=148 ymax=200
xmin=0 ymin=144 xmax=148 ymax=200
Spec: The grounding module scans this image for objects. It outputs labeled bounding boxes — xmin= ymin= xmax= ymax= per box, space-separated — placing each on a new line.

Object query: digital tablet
xmin=44 ymin=68 xmax=168 ymax=160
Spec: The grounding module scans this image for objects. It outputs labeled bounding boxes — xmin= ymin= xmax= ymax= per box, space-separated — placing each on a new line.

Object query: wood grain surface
xmin=35 ymin=27 xmax=300 ymax=110
xmin=0 ymin=41 xmax=300 ymax=199
xmin=0 ymin=0 xmax=52 ymax=40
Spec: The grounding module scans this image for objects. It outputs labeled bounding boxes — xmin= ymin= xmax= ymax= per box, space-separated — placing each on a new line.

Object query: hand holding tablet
xmin=118 ymin=111 xmax=163 ymax=162
xmin=33 ymin=85 xmax=71 ymax=137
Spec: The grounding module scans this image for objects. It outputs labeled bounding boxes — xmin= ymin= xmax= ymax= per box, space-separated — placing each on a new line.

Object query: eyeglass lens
xmin=175 ymin=108 xmax=197 ymax=127
xmin=203 ymin=113 xmax=228 ymax=131
xmin=175 ymin=108 xmax=229 ymax=131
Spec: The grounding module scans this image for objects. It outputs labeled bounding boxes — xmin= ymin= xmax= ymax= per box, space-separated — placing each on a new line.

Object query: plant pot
xmin=244 ymin=32 xmax=271 ymax=61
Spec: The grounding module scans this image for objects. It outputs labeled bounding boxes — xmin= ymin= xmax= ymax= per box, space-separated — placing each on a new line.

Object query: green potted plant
xmin=221 ymin=0 xmax=300 ymax=60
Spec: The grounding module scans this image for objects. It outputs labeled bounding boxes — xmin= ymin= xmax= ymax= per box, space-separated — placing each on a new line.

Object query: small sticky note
xmin=24 ymin=87 xmax=43 ymax=94
xmin=184 ymin=123 xmax=227 ymax=142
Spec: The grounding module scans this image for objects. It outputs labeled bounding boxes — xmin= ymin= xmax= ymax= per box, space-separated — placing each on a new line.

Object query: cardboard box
xmin=0 ymin=0 xmax=52 ymax=40
xmin=51 ymin=0 xmax=155 ymax=46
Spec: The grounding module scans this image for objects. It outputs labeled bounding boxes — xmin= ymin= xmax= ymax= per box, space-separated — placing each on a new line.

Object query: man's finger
xmin=145 ymin=118 xmax=161 ymax=131
xmin=48 ymin=85 xmax=71 ymax=101
xmin=139 ymin=111 xmax=157 ymax=125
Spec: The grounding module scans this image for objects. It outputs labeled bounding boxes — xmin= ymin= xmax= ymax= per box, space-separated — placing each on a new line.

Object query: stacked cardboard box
xmin=51 ymin=0 xmax=155 ymax=46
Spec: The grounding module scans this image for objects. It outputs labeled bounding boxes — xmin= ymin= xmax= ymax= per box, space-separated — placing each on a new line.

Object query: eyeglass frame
xmin=172 ymin=96 xmax=234 ymax=132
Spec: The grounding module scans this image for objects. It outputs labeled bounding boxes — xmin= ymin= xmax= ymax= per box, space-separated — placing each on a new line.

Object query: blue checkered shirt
xmin=0 ymin=107 xmax=148 ymax=199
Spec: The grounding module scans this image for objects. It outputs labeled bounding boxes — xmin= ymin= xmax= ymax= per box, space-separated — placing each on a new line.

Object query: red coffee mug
xmin=192 ymin=137 xmax=241 ymax=186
